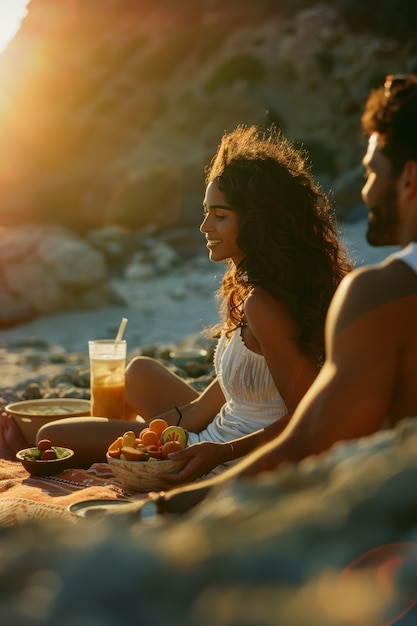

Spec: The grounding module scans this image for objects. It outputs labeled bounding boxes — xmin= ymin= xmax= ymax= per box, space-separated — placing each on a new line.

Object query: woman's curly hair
xmin=205 ymin=125 xmax=352 ymax=360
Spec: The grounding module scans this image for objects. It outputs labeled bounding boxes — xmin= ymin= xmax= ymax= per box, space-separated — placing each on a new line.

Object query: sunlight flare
xmin=0 ymin=0 xmax=30 ymax=53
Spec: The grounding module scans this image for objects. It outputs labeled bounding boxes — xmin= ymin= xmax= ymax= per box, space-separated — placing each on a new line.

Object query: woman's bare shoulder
xmin=244 ymin=285 xmax=288 ymax=315
xmin=243 ymin=286 xmax=298 ymax=334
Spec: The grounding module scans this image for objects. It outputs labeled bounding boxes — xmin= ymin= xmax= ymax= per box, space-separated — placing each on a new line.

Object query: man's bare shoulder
xmin=328 ymin=256 xmax=417 ymax=336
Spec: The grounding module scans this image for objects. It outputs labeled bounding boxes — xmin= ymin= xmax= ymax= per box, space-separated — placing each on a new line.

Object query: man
xmin=144 ymin=73 xmax=417 ymax=517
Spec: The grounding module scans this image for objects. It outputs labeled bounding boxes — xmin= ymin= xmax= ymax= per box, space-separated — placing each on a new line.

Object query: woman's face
xmin=200 ymin=180 xmax=245 ymax=265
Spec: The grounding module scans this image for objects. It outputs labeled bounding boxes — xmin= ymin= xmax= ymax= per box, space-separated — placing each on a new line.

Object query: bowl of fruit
xmin=16 ymin=438 xmax=75 ymax=477
xmin=106 ymin=419 xmax=189 ymax=492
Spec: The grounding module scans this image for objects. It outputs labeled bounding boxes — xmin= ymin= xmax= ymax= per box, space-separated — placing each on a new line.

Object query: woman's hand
xmin=157 ymin=441 xmax=229 ymax=484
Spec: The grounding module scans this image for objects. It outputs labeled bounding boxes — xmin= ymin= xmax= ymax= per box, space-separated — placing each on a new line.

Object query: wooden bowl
xmin=6 ymin=399 xmax=91 ymax=446
xmin=16 ymin=446 xmax=75 ymax=477
xmin=106 ymin=453 xmax=187 ymax=492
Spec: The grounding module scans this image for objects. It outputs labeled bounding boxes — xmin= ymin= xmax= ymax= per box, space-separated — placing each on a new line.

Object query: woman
xmin=38 ymin=125 xmax=352 ymax=475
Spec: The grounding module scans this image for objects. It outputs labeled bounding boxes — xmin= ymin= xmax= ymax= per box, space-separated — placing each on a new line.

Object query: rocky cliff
xmin=0 ymin=0 xmax=416 ymax=232
xmin=0 ymin=1 xmax=416 ymax=326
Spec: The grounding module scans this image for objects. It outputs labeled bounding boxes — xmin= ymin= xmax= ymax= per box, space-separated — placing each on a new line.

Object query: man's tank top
xmin=388 ymin=242 xmax=417 ymax=272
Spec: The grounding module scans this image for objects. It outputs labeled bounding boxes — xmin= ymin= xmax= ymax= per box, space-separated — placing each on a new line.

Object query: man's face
xmin=361 ymin=133 xmax=400 ymax=246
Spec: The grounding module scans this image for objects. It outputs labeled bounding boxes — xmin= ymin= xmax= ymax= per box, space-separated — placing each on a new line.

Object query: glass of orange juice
xmin=88 ymin=339 xmax=127 ymax=420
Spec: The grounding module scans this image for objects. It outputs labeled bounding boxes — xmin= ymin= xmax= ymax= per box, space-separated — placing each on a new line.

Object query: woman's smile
xmin=206 ymin=238 xmax=223 ymax=247
xmin=200 ymin=181 xmax=244 ymax=265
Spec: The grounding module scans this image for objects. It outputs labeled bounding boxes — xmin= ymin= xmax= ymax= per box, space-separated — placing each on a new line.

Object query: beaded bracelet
xmin=174 ymin=406 xmax=183 ymax=426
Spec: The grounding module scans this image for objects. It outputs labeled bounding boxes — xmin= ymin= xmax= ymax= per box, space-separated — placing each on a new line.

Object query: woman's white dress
xmin=188 ymin=327 xmax=288 ymax=474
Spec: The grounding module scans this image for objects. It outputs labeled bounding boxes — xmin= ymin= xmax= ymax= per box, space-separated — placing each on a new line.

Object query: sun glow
xmin=0 ymin=0 xmax=30 ymax=54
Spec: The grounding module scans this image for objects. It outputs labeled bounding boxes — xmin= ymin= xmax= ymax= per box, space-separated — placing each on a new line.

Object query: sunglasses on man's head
xmin=384 ymin=74 xmax=410 ymax=99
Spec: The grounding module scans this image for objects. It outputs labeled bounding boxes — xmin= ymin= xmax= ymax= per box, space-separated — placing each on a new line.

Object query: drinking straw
xmin=115 ymin=317 xmax=128 ymax=344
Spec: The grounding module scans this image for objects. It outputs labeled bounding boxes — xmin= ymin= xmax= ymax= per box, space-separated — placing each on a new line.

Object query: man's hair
xmin=361 ymin=74 xmax=417 ymax=174
xmin=204 ymin=125 xmax=352 ymax=359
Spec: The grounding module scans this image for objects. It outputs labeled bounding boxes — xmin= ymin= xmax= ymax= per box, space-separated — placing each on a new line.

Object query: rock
xmin=0 ymin=282 xmax=34 ymax=326
xmin=37 ymin=234 xmax=107 ymax=287
xmin=104 ymin=159 xmax=183 ymax=230
xmin=0 ymin=225 xmax=127 ymax=326
xmin=86 ymin=226 xmax=138 ymax=269
xmin=21 ymin=382 xmax=43 ymax=400
xmin=0 ymin=227 xmax=40 ymax=261
xmin=124 ymin=240 xmax=181 ymax=280
xmin=0 ymin=1 xmax=416 ymax=232
xmin=2 ymin=253 xmax=64 ymax=313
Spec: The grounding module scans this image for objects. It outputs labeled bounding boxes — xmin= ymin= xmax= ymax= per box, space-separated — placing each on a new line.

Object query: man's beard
xmin=366 ymin=185 xmax=399 ymax=247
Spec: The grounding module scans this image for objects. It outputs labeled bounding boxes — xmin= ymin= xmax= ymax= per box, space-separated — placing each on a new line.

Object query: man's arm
xmin=156 ymin=264 xmax=401 ymax=512
xmin=217 ymin=264 xmax=400 ymax=475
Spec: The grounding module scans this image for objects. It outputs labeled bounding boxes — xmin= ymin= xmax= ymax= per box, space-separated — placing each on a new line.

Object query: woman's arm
xmin=141 ymin=377 xmax=226 ymax=434
xmin=243 ymin=287 xmax=320 ymax=412
xmin=158 ymin=412 xmax=293 ymax=483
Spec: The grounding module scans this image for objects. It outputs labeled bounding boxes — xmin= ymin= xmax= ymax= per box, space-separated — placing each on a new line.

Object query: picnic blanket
xmin=0 ymin=459 xmax=146 ymax=525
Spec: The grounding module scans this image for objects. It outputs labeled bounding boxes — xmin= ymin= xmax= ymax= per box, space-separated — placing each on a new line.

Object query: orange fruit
xmin=146 ymin=444 xmax=162 ymax=459
xmin=148 ymin=418 xmax=169 ymax=437
xmin=41 ymin=448 xmax=58 ymax=460
xmin=122 ymin=430 xmax=136 ymax=447
xmin=37 ymin=438 xmax=52 ymax=452
xmin=121 ymin=446 xmax=146 ymax=461
xmin=107 ymin=436 xmax=123 ymax=458
xmin=161 ymin=440 xmax=184 ymax=459
xmin=140 ymin=430 xmax=159 ymax=447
